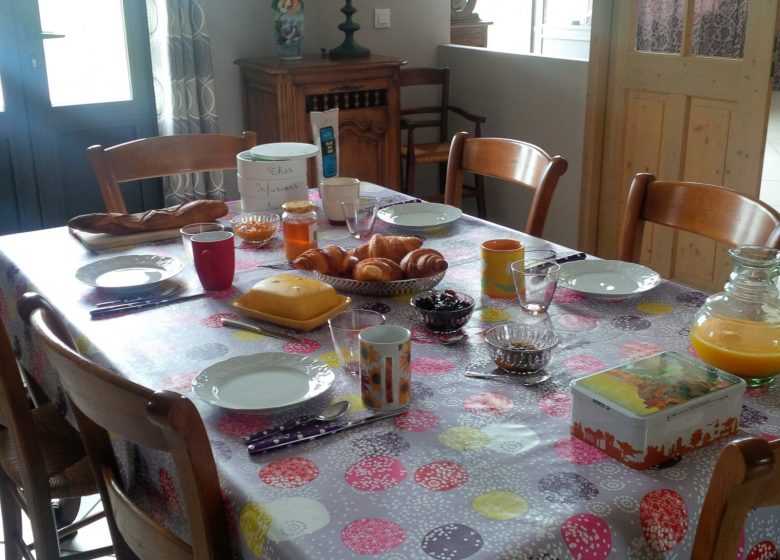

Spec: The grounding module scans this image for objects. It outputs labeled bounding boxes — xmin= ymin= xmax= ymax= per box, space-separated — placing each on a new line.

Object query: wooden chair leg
xmin=405 ymin=156 xmax=416 ymax=197
xmin=0 ymin=470 xmax=23 ymax=560
xmin=475 ymin=174 xmax=487 ymax=219
xmin=437 ymin=161 xmax=447 ymax=194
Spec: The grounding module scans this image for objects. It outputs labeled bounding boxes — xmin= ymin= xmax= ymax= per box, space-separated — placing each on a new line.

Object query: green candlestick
xmin=329 ymin=0 xmax=371 ymax=59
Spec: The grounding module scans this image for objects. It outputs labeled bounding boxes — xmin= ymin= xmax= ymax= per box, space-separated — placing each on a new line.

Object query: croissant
xmin=367 ymin=234 xmax=423 ymax=263
xmin=346 ymin=243 xmax=370 ymax=262
xmin=352 ymin=258 xmax=404 ymax=282
xmin=400 ymin=248 xmax=448 ymax=278
xmin=292 ymin=246 xmax=357 ymax=277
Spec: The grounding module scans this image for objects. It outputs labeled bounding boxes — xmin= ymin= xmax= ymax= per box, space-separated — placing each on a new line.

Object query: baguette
xmin=68 ymin=200 xmax=229 ymax=235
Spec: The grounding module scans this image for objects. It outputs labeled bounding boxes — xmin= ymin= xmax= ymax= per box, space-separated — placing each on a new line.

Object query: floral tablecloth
xmin=0 ymin=183 xmax=778 ymax=559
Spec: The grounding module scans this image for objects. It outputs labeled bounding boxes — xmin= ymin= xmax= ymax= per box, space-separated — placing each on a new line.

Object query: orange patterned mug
xmin=481 ymin=239 xmax=524 ymax=298
xmin=359 ymin=325 xmax=411 ymax=411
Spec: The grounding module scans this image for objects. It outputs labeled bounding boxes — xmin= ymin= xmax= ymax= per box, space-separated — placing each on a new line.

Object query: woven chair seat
xmin=401 ymin=142 xmax=450 ymax=164
xmin=0 ymin=402 xmax=97 ymax=499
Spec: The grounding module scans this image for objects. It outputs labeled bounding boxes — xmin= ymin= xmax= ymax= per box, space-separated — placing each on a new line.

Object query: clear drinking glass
xmin=340 ymin=196 xmax=379 ymax=239
xmin=511 ymin=252 xmax=560 ymax=315
xmin=328 ymin=309 xmax=386 ymax=374
xmin=180 ymin=222 xmax=225 ymax=263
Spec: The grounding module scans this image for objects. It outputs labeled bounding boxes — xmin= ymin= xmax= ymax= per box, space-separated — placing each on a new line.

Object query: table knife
xmin=248 ymin=409 xmax=407 ymax=455
xmin=220 ymin=317 xmax=302 ymax=342
xmin=556 ymin=252 xmax=586 ymax=265
xmin=90 ymin=292 xmax=207 ymax=319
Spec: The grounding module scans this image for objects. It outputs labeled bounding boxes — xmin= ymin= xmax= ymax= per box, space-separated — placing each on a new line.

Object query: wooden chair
xmin=444 ymin=131 xmax=568 ymax=237
xmin=691 ymin=436 xmax=780 ymax=559
xmin=618 ymin=173 xmax=780 ymax=262
xmin=0 ymin=314 xmax=112 ymax=559
xmin=87 ymin=131 xmax=257 ymax=213
xmin=400 ymin=67 xmax=488 ymax=218
xmin=19 ymin=293 xmax=231 ymax=560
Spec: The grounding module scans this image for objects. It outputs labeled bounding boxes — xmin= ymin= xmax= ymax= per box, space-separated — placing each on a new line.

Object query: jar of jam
xmin=282 ymin=200 xmax=318 ymax=261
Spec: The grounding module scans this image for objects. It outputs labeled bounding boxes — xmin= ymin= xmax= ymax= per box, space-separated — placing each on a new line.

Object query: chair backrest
xmin=0 ymin=315 xmax=75 ymax=557
xmin=400 ymin=67 xmax=449 ymax=143
xmin=444 ymin=131 xmax=568 ymax=237
xmin=19 ymin=293 xmax=231 ymax=560
xmin=692 ymin=436 xmax=780 ymax=559
xmin=618 ymin=173 xmax=780 ymax=262
xmin=87 ymin=131 xmax=257 ymax=214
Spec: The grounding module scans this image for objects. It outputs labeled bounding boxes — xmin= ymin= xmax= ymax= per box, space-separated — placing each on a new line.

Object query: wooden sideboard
xmin=450 ymin=20 xmax=492 ymax=48
xmin=235 ymin=55 xmax=405 ymax=190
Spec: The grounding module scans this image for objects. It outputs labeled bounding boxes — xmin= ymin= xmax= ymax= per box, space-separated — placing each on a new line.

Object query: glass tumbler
xmin=328 ymin=308 xmax=386 ymax=374
xmin=340 ymin=196 xmax=379 ymax=239
xmin=511 ymin=253 xmax=560 ymax=315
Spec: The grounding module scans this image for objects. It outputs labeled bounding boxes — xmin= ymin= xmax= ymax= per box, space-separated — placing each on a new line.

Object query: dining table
xmin=0 ymin=182 xmax=778 ymax=560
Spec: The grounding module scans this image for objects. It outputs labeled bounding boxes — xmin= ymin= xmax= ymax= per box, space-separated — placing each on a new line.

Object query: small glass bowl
xmin=230 ymin=213 xmax=281 ymax=246
xmin=410 ymin=289 xmax=475 ymax=333
xmin=484 ymin=323 xmax=558 ymax=373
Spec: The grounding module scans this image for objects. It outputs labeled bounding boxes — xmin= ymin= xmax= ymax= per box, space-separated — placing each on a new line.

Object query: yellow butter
xmin=236 ymin=275 xmax=339 ymax=320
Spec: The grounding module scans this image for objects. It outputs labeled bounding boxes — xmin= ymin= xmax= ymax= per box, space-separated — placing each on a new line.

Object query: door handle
xmin=40 ymin=31 xmax=65 ymax=39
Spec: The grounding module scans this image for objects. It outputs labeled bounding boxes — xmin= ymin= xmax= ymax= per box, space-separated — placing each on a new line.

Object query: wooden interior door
xmin=583 ymin=0 xmax=777 ymax=291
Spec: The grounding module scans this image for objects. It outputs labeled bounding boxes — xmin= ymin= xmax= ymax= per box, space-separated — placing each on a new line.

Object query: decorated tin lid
xmin=571 ymin=351 xmax=745 ymax=418
xmin=249 ymin=142 xmax=319 ymax=161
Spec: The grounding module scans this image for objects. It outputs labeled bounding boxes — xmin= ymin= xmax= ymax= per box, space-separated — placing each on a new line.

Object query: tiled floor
xmin=0 ymin=495 xmax=114 ymax=558
xmin=760 ymin=90 xmax=780 ymax=211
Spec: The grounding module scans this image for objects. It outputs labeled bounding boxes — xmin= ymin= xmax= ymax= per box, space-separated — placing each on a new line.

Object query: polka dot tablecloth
xmin=0 ymin=186 xmax=778 ymax=559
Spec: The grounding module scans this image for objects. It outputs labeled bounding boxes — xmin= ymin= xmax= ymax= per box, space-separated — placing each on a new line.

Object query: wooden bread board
xmin=69 ymin=227 xmax=182 ymax=250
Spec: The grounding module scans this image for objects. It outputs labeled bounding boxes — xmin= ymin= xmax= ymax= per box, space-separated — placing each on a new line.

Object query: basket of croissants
xmin=291 ymin=234 xmax=448 ymax=297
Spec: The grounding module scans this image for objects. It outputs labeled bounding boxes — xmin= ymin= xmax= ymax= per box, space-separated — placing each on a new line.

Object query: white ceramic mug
xmin=319 ymin=177 xmax=360 ymax=224
xmin=358 ymin=325 xmax=412 ymax=411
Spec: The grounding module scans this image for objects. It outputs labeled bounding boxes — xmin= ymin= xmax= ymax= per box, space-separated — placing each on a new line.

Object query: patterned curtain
xmin=635 ymin=0 xmax=747 ymax=59
xmin=146 ymin=0 xmax=224 ymax=206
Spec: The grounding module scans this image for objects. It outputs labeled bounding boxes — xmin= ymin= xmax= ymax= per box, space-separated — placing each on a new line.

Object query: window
xmin=38 ymin=0 xmax=132 ymax=107
xmin=477 ymin=0 xmax=592 ymax=59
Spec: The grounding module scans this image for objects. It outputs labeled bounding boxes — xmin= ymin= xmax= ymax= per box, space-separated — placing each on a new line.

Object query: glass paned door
xmin=0 ymin=0 xmax=158 ymax=234
xmin=38 ymin=0 xmax=133 ymax=107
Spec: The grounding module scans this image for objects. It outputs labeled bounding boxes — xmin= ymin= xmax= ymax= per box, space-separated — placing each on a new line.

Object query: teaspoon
xmin=243 ymin=400 xmax=350 ymax=444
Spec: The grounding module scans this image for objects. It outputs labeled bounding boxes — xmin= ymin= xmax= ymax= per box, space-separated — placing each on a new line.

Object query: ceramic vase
xmin=272 ymin=0 xmax=304 ymax=60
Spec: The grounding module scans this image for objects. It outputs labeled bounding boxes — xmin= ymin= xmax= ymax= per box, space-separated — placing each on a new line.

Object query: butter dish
xmin=232 ymin=274 xmax=351 ymax=330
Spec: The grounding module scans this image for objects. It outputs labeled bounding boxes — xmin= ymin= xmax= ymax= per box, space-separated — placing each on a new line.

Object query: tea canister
xmin=571 ymin=351 xmax=745 ymax=469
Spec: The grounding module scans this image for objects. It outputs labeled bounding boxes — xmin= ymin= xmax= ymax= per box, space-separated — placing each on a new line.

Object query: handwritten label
xmin=239 ymin=177 xmax=308 ymax=212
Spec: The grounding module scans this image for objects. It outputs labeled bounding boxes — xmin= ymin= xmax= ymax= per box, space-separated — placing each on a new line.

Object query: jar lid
xmin=282 ymin=200 xmax=315 ymax=213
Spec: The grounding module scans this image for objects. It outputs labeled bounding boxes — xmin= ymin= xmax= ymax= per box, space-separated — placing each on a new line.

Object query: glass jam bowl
xmin=230 ymin=212 xmax=281 ymax=246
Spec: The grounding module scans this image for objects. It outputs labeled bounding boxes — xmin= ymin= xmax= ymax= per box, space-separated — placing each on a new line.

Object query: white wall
xmin=203 ymin=0 xmax=450 ymax=140
xmin=200 ymin=1 xmax=587 ymax=247
xmin=438 ymin=46 xmax=587 ymax=248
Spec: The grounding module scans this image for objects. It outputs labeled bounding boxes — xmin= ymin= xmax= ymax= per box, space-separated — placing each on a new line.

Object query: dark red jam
xmin=414 ymin=289 xmax=471 ymax=312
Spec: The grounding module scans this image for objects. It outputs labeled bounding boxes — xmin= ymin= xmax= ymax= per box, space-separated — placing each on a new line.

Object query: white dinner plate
xmin=377 ymin=202 xmax=463 ymax=230
xmin=249 ymin=142 xmax=319 ymax=160
xmin=75 ymin=255 xmax=183 ymax=292
xmin=558 ymin=260 xmax=662 ymax=299
xmin=192 ymin=353 xmax=335 ymax=412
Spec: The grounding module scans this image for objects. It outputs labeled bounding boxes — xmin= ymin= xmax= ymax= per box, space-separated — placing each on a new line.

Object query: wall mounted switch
xmin=374 ymin=9 xmax=390 ymax=29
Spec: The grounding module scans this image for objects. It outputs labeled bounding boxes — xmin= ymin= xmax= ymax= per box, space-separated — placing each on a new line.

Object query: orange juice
xmin=690 ymin=316 xmax=780 ymax=378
